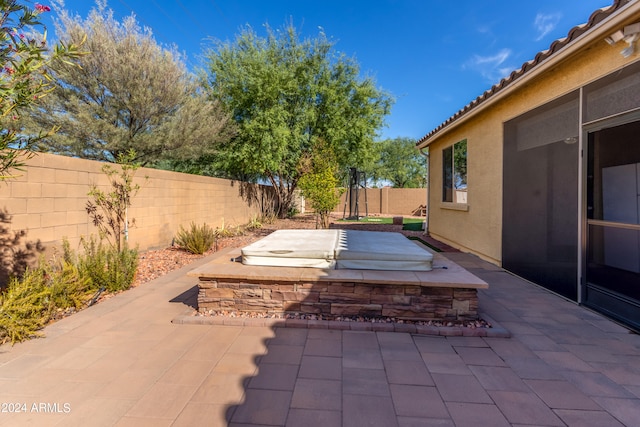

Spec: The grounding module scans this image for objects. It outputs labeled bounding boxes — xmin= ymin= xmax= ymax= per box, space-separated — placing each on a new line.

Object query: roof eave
xmin=416 ymin=0 xmax=640 ymax=149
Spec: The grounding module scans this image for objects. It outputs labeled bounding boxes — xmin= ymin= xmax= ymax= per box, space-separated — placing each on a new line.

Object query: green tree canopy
xmin=24 ymin=1 xmax=234 ymax=165
xmin=0 ymin=0 xmax=83 ymax=179
xmin=371 ymin=137 xmax=426 ymax=188
xmin=204 ymin=23 xmax=392 ymax=217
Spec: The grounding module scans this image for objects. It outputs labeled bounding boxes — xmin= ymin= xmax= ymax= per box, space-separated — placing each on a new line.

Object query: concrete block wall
xmin=337 ymin=187 xmax=427 ymax=216
xmin=0 ymin=152 xmax=263 ymax=253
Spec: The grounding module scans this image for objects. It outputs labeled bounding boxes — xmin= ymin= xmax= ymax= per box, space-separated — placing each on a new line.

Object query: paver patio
xmin=0 ymin=248 xmax=638 ymax=426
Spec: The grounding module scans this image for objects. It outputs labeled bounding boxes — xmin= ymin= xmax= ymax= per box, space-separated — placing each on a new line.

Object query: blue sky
xmin=44 ymin=0 xmax=612 ymax=140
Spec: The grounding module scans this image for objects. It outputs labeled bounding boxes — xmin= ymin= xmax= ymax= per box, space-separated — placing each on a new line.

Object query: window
xmin=442 ymin=139 xmax=467 ymax=203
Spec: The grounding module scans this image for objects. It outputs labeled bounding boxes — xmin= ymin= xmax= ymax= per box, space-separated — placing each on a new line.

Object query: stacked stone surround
xmin=198 ymin=279 xmax=478 ymax=321
xmin=191 ymin=249 xmax=487 ymax=322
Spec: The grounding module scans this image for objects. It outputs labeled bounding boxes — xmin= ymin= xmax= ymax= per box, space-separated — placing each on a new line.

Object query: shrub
xmin=175 ymin=222 xmax=217 ymax=254
xmin=246 ymin=215 xmax=263 ymax=231
xmin=48 ymin=261 xmax=92 ymax=311
xmin=75 ymin=236 xmax=138 ymax=293
xmin=0 ymin=266 xmax=50 ymax=344
xmin=0 ymin=236 xmax=139 ymax=345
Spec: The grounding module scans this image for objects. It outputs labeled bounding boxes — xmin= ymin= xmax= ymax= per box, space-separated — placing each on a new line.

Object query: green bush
xmin=0 ymin=266 xmax=50 ymax=344
xmin=48 ymin=261 xmax=92 ymax=311
xmin=0 ymin=236 xmax=138 ymax=345
xmin=175 ymin=222 xmax=217 ymax=254
xmin=246 ymin=215 xmax=263 ymax=231
xmin=75 ymin=236 xmax=139 ymax=293
xmin=0 ymin=257 xmax=93 ymax=345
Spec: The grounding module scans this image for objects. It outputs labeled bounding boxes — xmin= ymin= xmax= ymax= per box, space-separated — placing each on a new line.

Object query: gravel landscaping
xmin=133 ymin=213 xmax=430 ymax=287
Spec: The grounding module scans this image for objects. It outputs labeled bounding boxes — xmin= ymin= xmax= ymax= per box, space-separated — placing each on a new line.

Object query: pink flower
xmin=35 ymin=4 xmax=51 ymax=12
xmin=4 ymin=67 xmax=15 ymax=75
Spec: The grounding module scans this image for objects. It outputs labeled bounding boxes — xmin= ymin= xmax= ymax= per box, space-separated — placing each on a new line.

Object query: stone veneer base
xmin=188 ymin=246 xmax=490 ymax=324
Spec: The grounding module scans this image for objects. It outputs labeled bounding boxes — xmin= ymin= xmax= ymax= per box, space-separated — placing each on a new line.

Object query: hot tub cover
xmin=241 ymin=229 xmax=339 ymax=268
xmin=241 ymin=229 xmax=433 ymax=271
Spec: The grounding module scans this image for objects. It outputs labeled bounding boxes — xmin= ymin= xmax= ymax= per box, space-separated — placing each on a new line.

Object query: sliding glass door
xmin=585 ymin=121 xmax=640 ymax=330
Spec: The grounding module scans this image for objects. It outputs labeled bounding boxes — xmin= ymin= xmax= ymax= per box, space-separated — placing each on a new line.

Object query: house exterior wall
xmin=0 ymin=152 xmax=264 ymax=253
xmin=425 ymin=18 xmax=640 ymax=265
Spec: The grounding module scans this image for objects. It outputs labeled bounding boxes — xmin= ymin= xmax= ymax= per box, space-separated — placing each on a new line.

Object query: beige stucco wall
xmin=336 ymin=187 xmax=427 ymax=216
xmin=0 ymin=152 xmax=264 ymax=253
xmin=424 ymin=11 xmax=640 ymax=265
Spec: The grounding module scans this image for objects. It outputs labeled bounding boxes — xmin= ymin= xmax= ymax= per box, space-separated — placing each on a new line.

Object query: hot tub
xmin=240 ymin=229 xmax=433 ymax=271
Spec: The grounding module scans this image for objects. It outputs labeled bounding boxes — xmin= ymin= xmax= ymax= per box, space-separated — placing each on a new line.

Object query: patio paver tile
xmin=553 ymin=409 xmax=626 ymax=427
xmin=285 ymin=408 xmax=341 ymax=427
xmin=249 ymin=363 xmax=299 ymax=391
xmin=413 ymin=336 xmax=456 ymax=354
xmin=468 ymin=365 xmax=530 ymax=392
xmin=525 ymin=379 xmax=602 ymax=410
xmin=267 ymin=328 xmax=309 ymax=346
xmin=488 ymin=390 xmax=565 ymax=426
xmin=591 ymin=397 xmax=640 ymax=427
xmin=259 ymin=344 xmax=304 ymax=365
xmin=343 ymin=347 xmax=384 ymax=369
xmin=502 ymin=356 xmax=560 ymax=380
xmin=483 ymin=337 xmax=538 ymax=359
xmin=421 ymin=352 xmax=472 ymax=375
xmin=397 ymin=416 xmax=455 ymax=427
xmin=303 ymin=338 xmax=342 ymax=357
xmin=390 ymin=384 xmax=449 ymax=418
xmin=534 ymin=350 xmax=598 ymax=372
xmin=342 ymin=330 xmax=380 ymax=349
xmin=299 ymin=355 xmax=341 ymax=380
xmin=343 ymin=367 xmax=390 ymax=396
xmin=561 ymin=371 xmax=637 ymax=398
xmin=290 ymin=378 xmax=341 ymax=410
xmin=229 ymin=389 xmax=292 ymax=425
xmin=384 ymin=359 xmax=434 ymax=386
xmin=343 ymin=394 xmax=398 ymax=427
xmin=432 ymin=373 xmax=493 ymax=403
xmin=125 ymin=383 xmax=196 ymax=419
xmin=190 ymin=372 xmax=246 ymax=405
xmin=444 ymin=336 xmax=489 ymax=347
xmin=446 ymin=402 xmax=510 ymax=427
xmin=454 ymin=346 xmax=506 ymax=367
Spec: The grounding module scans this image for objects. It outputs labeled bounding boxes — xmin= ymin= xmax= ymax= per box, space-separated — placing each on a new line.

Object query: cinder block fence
xmin=0 ymin=152 xmax=428 ymax=257
xmin=0 ymin=152 xmax=264 ymax=253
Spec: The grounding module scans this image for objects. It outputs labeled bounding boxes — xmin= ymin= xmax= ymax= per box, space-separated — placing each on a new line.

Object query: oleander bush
xmin=175 ymin=222 xmax=218 ymax=254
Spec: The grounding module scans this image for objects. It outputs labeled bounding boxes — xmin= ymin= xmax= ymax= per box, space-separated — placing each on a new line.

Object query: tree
xmin=0 ymin=0 xmax=83 ymax=179
xmin=371 ymin=137 xmax=426 ymax=188
xmin=205 ymin=23 xmax=392 ymax=217
xmin=85 ymin=150 xmax=143 ymax=253
xmin=298 ymin=140 xmax=343 ymax=228
xmin=25 ymin=0 xmax=233 ymax=165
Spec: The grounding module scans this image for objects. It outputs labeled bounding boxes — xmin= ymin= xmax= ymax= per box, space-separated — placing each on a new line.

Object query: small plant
xmin=86 ymin=150 xmax=146 ymax=253
xmin=0 ymin=253 xmax=93 ymax=345
xmin=246 ymin=215 xmax=263 ymax=231
xmin=216 ymin=218 xmax=245 ymax=239
xmin=175 ymin=222 xmax=217 ymax=255
xmin=0 ymin=266 xmax=50 ymax=344
xmin=74 ymin=236 xmax=138 ymax=293
xmin=47 ymin=261 xmax=92 ymax=311
xmin=298 ymin=140 xmax=343 ymax=229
